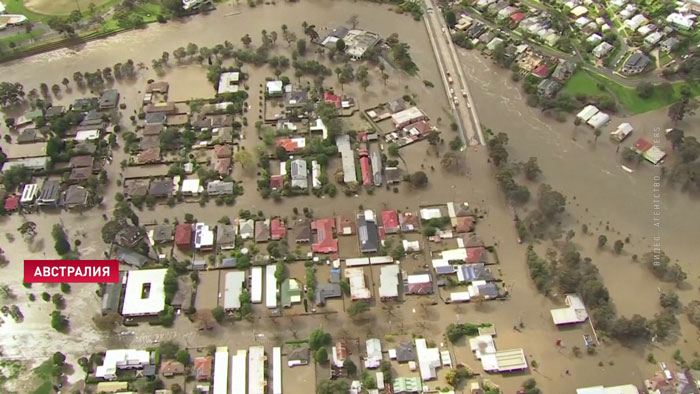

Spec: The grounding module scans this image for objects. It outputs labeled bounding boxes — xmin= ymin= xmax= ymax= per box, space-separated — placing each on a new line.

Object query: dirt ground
xmin=0 ymin=0 xmax=699 ymax=393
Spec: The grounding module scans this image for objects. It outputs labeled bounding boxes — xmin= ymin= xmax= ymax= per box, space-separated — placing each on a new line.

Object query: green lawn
xmin=563 ymin=70 xmax=700 ymax=114
xmin=3 ymin=0 xmax=52 ymax=22
xmin=0 ymin=28 xmax=45 ymax=47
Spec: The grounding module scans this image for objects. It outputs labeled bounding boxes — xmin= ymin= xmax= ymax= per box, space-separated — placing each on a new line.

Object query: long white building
xmin=251 ymin=266 xmax=263 ymax=304
xmin=249 ymin=346 xmax=267 ymax=394
xmin=231 ymin=349 xmax=247 ymax=394
xmin=213 ymin=347 xmax=229 ymax=394
xmin=273 ymin=347 xmax=282 ymax=394
xmin=266 ymin=264 xmax=278 ymax=308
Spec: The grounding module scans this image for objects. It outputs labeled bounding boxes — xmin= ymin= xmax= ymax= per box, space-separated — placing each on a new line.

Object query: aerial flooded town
xmin=1 ymin=0 xmax=700 ymax=393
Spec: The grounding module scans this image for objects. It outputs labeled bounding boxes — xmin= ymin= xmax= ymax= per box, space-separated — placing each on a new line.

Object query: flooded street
xmin=0 ymin=0 xmax=699 ymax=392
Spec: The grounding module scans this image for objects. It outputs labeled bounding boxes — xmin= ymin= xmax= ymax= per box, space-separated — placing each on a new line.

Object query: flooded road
xmin=0 ymin=1 xmax=699 ymax=392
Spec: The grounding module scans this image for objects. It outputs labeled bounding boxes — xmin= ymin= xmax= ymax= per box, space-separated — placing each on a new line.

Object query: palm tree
xmin=593 ymin=128 xmax=601 ymax=144
xmin=61 ymin=78 xmax=70 ymax=88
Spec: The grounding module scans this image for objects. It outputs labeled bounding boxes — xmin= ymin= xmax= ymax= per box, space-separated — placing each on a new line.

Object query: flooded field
xmin=0 ymin=0 xmax=699 ymax=393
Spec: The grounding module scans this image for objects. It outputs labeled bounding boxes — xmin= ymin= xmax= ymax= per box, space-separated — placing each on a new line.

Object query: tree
xmin=52 ymin=224 xmax=71 ymax=256
xmin=309 ymin=329 xmax=331 ymax=350
xmin=666 ymin=128 xmax=685 ymax=150
xmin=336 ymin=38 xmax=346 ymax=52
xmin=388 ymin=143 xmax=400 ymax=157
xmin=296 ymin=39 xmax=307 ymax=55
xmin=92 ymin=312 xmax=124 ymax=330
xmin=613 ymin=239 xmax=624 ymax=254
xmin=235 ymin=150 xmax=254 ymax=169
xmin=0 ymin=82 xmax=26 ymax=107
xmin=159 ymin=305 xmax=175 ymax=326
xmin=50 ymin=310 xmax=69 ymax=332
xmin=621 ymin=147 xmax=641 ymax=163
xmin=161 ymin=51 xmax=170 ymax=64
xmin=679 ymin=136 xmax=700 ymax=163
xmin=441 ymin=151 xmax=465 ymax=172
xmin=2 ymin=165 xmax=32 ymax=192
xmin=52 ymin=293 xmax=66 ymax=309
xmin=598 ymin=235 xmax=607 ymax=248
xmin=241 ymin=34 xmax=252 ymax=47
xmin=176 ymin=349 xmax=191 ymax=366
xmin=523 ymin=157 xmax=541 ymax=181
xmin=347 ymin=300 xmax=370 ymax=317
xmin=316 ymin=378 xmax=350 ymax=394
xmin=314 ymin=347 xmax=328 ymax=364
xmin=274 ymin=260 xmax=286 ymax=283
xmin=187 ymin=42 xmax=198 ymax=56
xmin=62 ymin=78 xmax=70 ymax=88
xmin=444 ymin=10 xmax=457 ymax=27
xmin=636 ymin=81 xmax=654 ymax=99
xmin=410 ymin=171 xmax=428 ymax=188
xmin=212 ymin=305 xmax=225 ymax=323
xmin=537 ymin=184 xmax=566 ymax=219
xmin=660 ymin=292 xmax=679 ymax=309
xmin=343 ymin=359 xmax=357 ymax=376
xmin=159 ymin=341 xmax=180 ymax=359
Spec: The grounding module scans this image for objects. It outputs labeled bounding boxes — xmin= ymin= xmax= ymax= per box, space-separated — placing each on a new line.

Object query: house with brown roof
xmin=465 ymin=247 xmax=488 ymax=264
xmin=336 ymin=215 xmax=356 ymax=236
xmin=452 ymin=216 xmax=475 ymax=233
xmin=152 ymin=224 xmax=174 ymax=243
xmin=123 ymin=179 xmax=149 ymax=198
xmin=69 ymin=167 xmax=93 ymax=183
xmin=217 ymin=224 xmax=237 ymax=250
xmin=115 ymin=226 xmax=143 ymax=247
xmin=146 ymin=81 xmax=169 ymax=94
xmin=193 ymin=356 xmax=212 ymax=381
xmin=175 ymin=224 xmax=193 ymax=250
xmin=70 ymin=155 xmax=94 ymax=168
xmin=138 ymin=148 xmax=161 ymax=164
xmin=64 ymin=185 xmax=89 ymax=209
xmin=160 ymin=360 xmax=184 ymax=377
xmin=145 ymin=102 xmax=177 ymax=114
xmin=143 ymin=123 xmax=164 ymax=136
xmin=140 ymin=135 xmax=160 ymax=151
xmin=294 ymin=219 xmax=312 ymax=243
xmin=255 ymin=219 xmax=270 ymax=243
xmin=399 ymin=212 xmax=420 ymax=232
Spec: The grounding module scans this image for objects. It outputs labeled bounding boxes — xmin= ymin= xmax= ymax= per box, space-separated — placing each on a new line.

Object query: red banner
xmin=24 ymin=260 xmax=119 ymax=283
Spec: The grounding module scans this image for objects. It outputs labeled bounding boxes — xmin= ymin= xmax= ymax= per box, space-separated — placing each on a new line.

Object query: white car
xmin=461 ymin=89 xmax=467 ymax=97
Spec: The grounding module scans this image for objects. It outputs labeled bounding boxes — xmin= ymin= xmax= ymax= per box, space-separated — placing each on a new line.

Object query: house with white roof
xmin=266 ymin=80 xmax=284 ymax=96
xmin=645 ymin=31 xmax=664 ymax=46
xmin=587 ymin=111 xmax=610 ymax=129
xmin=181 ymin=178 xmax=202 ymax=196
xmin=592 ymin=41 xmax=614 ymax=58
xmin=575 ymin=16 xmax=591 ymax=29
xmin=624 ymin=14 xmax=648 ymax=31
xmin=570 ymin=5 xmax=588 ymax=17
xmin=121 ymin=269 xmax=167 ymax=316
xmin=95 ymin=349 xmax=152 ymax=379
xmin=667 ymin=13 xmax=694 ymax=30
xmin=637 ymin=23 xmax=656 ymax=36
xmin=365 ymin=338 xmax=383 ymax=369
xmin=550 ymin=294 xmax=589 ymax=325
xmin=218 ymin=72 xmax=240 ymax=94
xmin=415 ymin=338 xmax=441 ymax=381
xmin=611 ymin=123 xmax=633 ymax=142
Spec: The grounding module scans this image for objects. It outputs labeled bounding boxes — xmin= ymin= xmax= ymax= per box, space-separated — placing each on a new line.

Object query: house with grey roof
xmin=315 ymin=283 xmax=342 ymax=306
xmin=285 ymin=90 xmax=309 ymax=108
xmin=101 ymin=271 xmax=126 ymax=315
xmin=69 ymin=166 xmax=92 ymax=183
xmin=294 ymin=219 xmax=312 ymax=243
xmin=395 ymin=341 xmax=416 ymax=363
xmin=206 ymin=181 xmax=234 ymax=196
xmin=17 ymin=128 xmax=40 ymax=144
xmin=621 ymin=52 xmax=650 ymax=74
xmin=148 ymin=179 xmax=173 ymax=198
xmin=99 ymin=89 xmax=120 ymax=109
xmin=64 ymin=185 xmax=89 ymax=209
xmin=592 ymin=41 xmax=614 ymax=58
xmin=457 ymin=263 xmax=493 ymax=283
xmin=537 ymin=79 xmax=561 ymax=98
xmin=290 ymin=159 xmax=308 ymax=189
xmin=551 ymin=61 xmax=578 ymax=83
xmin=114 ymin=246 xmax=148 ymax=268
xmin=217 ymin=224 xmax=237 ymax=250
xmin=357 ymin=210 xmax=379 ymax=254
xmin=37 ymin=180 xmax=60 ymax=207
xmin=152 ymin=225 xmax=174 ymax=244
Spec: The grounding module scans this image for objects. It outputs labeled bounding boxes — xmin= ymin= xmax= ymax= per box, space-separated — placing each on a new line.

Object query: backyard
xmin=563 ymin=70 xmax=700 ymax=114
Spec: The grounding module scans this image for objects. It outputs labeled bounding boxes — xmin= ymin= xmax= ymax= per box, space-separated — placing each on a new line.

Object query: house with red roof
xmin=324 ymin=91 xmax=342 ymax=108
xmin=276 ymin=137 xmax=306 ymax=153
xmin=4 ymin=195 xmax=19 ymax=212
xmin=402 ymin=120 xmax=432 ymax=137
xmin=311 ymin=218 xmax=338 ymax=253
xmin=510 ymin=12 xmax=526 ymax=25
xmin=532 ymin=64 xmax=550 ymax=78
xmin=193 ymin=356 xmax=213 ymax=381
xmin=175 ymin=224 xmax=193 ymax=250
xmin=465 ymin=247 xmax=488 ymax=264
xmin=359 ymin=148 xmax=372 ymax=186
xmin=214 ymin=158 xmax=231 ymax=175
xmin=381 ymin=210 xmax=400 ymax=234
xmin=270 ymin=175 xmax=284 ymax=190
xmin=214 ymin=145 xmax=231 ymax=158
xmin=632 ymin=137 xmax=653 ymax=154
xmin=270 ymin=218 xmax=286 ymax=240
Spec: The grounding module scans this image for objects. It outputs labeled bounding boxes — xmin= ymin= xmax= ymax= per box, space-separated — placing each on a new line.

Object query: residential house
xmin=667 ymin=13 xmax=694 ymax=30
xmin=311 ymin=218 xmax=338 ymax=253
xmin=660 ymin=37 xmax=680 ymax=52
xmin=64 ymin=185 xmax=89 ymax=209
xmin=399 ymin=212 xmax=420 ymax=232
xmin=266 ymin=80 xmax=284 ymax=96
xmin=294 ymin=219 xmax=312 ymax=243
xmin=99 ymin=89 xmax=120 ymax=109
xmin=290 ymin=159 xmax=308 ymax=189
xmin=175 ymin=224 xmax=193 ymax=250
xmin=181 ymin=178 xmax=201 ymax=196
xmin=36 ymin=180 xmax=60 ymax=207
xmin=3 ymin=195 xmax=19 ymax=212
xmin=638 ymin=23 xmax=656 ymax=36
xmin=148 ymin=179 xmax=173 ymax=198
xmin=255 ymin=219 xmax=270 ymax=243
xmin=385 ymin=167 xmax=401 ymax=184
xmin=624 ymin=14 xmax=648 ymax=31
xmin=206 ymin=180 xmax=234 ymax=196
xmin=537 ymin=79 xmax=561 ymax=98
xmin=405 ymin=272 xmax=433 ymax=295
xmin=194 ymin=223 xmax=214 ymax=251
xmin=592 ymin=42 xmax=614 ymax=58
xmin=457 ymin=263 xmax=493 ymax=283
xmin=45 ymin=105 xmax=64 ymax=119
xmin=161 ymin=361 xmax=185 ymax=377
xmin=270 ymin=218 xmax=286 ymax=240
xmin=288 ymin=346 xmax=310 ymax=367
xmin=123 ymin=179 xmax=149 ymax=199
xmin=315 ymin=283 xmax=342 ymax=306
xmin=151 ymin=224 xmax=174 ymax=244
xmin=284 ymin=89 xmax=309 ymax=108
xmin=114 ymin=226 xmax=143 ymax=248
xmin=239 ymin=219 xmax=255 ymax=240
xmin=379 ymin=264 xmax=400 ymax=301
xmin=394 ymin=341 xmax=416 ymax=363
xmin=217 ymin=224 xmax=237 ymax=250
xmin=621 ymin=53 xmax=650 ymax=74
xmin=17 ymin=128 xmax=39 ymax=144
xmin=337 ymin=134 xmax=357 ymax=184
xmin=70 ymin=155 xmax=94 ymax=168
xmin=357 ymin=210 xmax=379 ymax=254
xmin=611 ymin=122 xmax=633 ymax=142
xmin=550 ymin=294 xmax=589 ymax=325
xmin=193 ymin=356 xmax=213 ymax=381
xmin=645 ymin=31 xmax=663 ymax=46
xmin=452 ymin=216 xmax=476 ymax=233
xmin=138 ymin=148 xmax=160 ymax=164
xmin=217 ymin=72 xmax=240 ymax=94
xmin=381 ymin=210 xmax=400 ymax=234
xmin=346 ymin=268 xmax=371 ymax=300
xmin=336 ymin=215 xmax=356 ymax=236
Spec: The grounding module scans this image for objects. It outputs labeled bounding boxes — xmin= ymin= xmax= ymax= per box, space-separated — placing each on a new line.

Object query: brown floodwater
xmin=1 ymin=1 xmax=699 ymax=392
